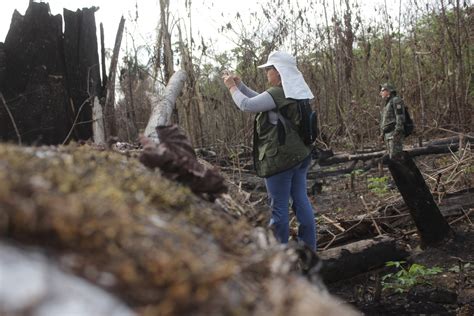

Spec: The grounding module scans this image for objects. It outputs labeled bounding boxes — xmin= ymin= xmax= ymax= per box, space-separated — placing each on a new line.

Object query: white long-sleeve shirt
xmin=230 ymin=82 xmax=278 ymax=124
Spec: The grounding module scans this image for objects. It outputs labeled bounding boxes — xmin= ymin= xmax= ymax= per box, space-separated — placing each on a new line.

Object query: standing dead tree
xmin=0 ymin=2 xmax=109 ymax=145
xmin=103 ymin=16 xmax=125 ymax=140
xmin=0 ymin=2 xmax=103 ymax=145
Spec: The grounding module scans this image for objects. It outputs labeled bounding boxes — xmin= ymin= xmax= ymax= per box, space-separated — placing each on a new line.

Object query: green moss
xmin=0 ymin=143 xmax=257 ymax=311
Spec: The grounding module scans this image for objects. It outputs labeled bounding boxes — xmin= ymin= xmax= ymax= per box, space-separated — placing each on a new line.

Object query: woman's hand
xmin=232 ymin=75 xmax=241 ymax=86
xmin=222 ymin=73 xmax=237 ymax=91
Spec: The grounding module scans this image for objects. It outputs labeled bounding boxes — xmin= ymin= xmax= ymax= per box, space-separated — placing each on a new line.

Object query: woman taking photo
xmin=222 ymin=51 xmax=317 ymax=251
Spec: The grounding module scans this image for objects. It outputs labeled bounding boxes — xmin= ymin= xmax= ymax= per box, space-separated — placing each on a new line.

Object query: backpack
xmin=277 ymin=99 xmax=318 ymax=146
xmin=403 ymin=106 xmax=414 ymax=137
xmin=296 ymin=99 xmax=318 ymax=145
xmin=391 ymin=97 xmax=414 ymax=137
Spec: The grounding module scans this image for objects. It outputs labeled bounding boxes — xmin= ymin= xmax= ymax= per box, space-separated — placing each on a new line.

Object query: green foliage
xmin=367 ymin=176 xmax=389 ymax=195
xmin=382 ymin=261 xmax=443 ymax=293
xmin=465 ymin=166 xmax=474 ymax=174
xmin=345 ymin=169 xmax=364 ymax=179
xmin=448 ymin=262 xmax=472 ymax=273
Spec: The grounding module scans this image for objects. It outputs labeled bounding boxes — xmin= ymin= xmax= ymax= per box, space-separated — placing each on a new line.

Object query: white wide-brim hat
xmin=258 ymin=51 xmax=314 ymax=100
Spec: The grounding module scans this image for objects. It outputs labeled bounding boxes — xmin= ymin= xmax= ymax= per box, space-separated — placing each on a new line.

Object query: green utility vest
xmin=253 ymin=86 xmax=311 ymax=178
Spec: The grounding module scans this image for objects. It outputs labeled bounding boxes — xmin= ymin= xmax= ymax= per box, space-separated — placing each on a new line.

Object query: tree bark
xmin=92 ymin=97 xmax=105 ymax=144
xmin=387 ymin=152 xmax=453 ymax=247
xmin=144 ymin=69 xmax=187 ymax=143
xmin=1 ymin=2 xmax=69 ymax=145
xmin=0 ymin=3 xmax=103 ymax=145
xmin=63 ymin=7 xmax=102 ymax=141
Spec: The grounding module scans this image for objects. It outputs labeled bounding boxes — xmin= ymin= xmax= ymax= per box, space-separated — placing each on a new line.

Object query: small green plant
xmin=465 ymin=166 xmax=474 ymax=174
xmin=346 ymin=168 xmax=364 ymax=178
xmin=367 ymin=176 xmax=389 ymax=195
xmin=352 ymin=169 xmax=364 ymax=176
xmin=382 ymin=261 xmax=443 ymax=293
xmin=448 ymin=262 xmax=472 ymax=273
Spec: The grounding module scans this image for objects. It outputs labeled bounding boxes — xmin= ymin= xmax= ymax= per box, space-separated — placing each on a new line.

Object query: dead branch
xmin=144 ymin=69 xmax=187 ymax=143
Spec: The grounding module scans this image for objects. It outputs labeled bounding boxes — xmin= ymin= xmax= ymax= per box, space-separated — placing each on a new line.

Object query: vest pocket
xmin=258 ymin=143 xmax=278 ymax=160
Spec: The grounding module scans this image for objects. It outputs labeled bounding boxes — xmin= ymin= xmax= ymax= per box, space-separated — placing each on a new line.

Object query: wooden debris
xmin=319 ymin=236 xmax=409 ymax=283
xmin=144 ymin=69 xmax=187 ymax=143
xmin=388 ymin=153 xmax=454 ymax=247
xmin=317 ymin=133 xmax=473 ymax=166
xmin=140 ymin=125 xmax=227 ymax=198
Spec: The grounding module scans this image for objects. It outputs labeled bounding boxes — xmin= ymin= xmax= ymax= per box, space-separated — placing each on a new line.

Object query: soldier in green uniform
xmin=379 ymin=83 xmax=406 ymax=159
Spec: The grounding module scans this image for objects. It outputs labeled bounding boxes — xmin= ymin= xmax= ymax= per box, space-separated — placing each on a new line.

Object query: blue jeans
xmin=264 ymin=155 xmax=316 ymax=250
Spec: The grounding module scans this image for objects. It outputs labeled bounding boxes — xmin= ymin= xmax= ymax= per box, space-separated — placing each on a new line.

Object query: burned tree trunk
xmin=388 ymin=152 xmax=453 ymax=247
xmin=0 ymin=2 xmax=69 ymax=144
xmin=63 ymin=7 xmax=102 ymax=142
xmin=0 ymin=2 xmax=102 ymax=145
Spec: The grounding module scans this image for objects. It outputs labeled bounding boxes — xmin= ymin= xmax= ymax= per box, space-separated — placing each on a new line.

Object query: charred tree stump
xmin=63 ymin=7 xmax=102 ymax=141
xmin=319 ymin=236 xmax=408 ymax=283
xmin=0 ymin=2 xmax=69 ymax=144
xmin=0 ymin=2 xmax=102 ymax=145
xmin=388 ymin=152 xmax=453 ymax=247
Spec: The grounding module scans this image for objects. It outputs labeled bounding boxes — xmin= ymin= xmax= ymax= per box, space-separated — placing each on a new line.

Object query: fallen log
xmin=384 ymin=188 xmax=474 ymax=229
xmin=319 ymin=235 xmax=409 ymax=283
xmin=317 ymin=134 xmax=473 ymax=166
xmin=423 ymin=134 xmax=474 ymax=146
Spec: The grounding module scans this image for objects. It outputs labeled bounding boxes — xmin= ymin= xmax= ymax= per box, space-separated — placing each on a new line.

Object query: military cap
xmin=379 ymin=83 xmax=396 ymax=93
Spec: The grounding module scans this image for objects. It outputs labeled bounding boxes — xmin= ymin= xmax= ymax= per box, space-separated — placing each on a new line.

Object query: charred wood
xmin=319 ymin=236 xmax=409 ymax=283
xmin=1 ymin=2 xmax=69 ymax=144
xmin=388 ymin=152 xmax=454 ymax=247
xmin=0 ymin=2 xmax=104 ymax=144
xmin=0 ymin=42 xmax=5 ymax=89
xmin=63 ymin=7 xmax=101 ymax=141
xmin=317 ymin=134 xmax=473 ymax=167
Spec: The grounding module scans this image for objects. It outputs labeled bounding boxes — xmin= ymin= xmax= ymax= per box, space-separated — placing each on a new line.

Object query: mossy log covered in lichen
xmin=0 ymin=143 xmax=356 ymax=316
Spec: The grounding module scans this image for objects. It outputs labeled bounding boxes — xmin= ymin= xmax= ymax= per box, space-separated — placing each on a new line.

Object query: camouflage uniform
xmin=380 ymin=83 xmax=405 ymax=159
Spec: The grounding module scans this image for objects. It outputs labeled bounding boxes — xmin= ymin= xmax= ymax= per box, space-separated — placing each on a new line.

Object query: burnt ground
xmin=217 ymin=147 xmax=474 ymax=315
